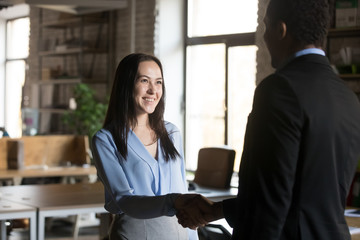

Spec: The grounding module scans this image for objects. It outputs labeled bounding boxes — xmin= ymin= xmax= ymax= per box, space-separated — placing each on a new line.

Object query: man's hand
xmin=174 ymin=194 xmax=224 ymax=229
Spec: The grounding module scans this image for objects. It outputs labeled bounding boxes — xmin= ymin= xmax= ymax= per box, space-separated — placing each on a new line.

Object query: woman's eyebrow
xmin=137 ymin=75 xmax=163 ymax=80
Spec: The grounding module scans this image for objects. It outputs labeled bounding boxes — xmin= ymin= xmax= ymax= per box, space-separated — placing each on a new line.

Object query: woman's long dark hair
xmin=103 ymin=53 xmax=180 ymax=161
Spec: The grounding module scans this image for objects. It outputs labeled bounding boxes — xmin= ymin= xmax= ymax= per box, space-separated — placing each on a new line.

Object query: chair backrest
xmin=193 ymin=147 xmax=236 ymax=189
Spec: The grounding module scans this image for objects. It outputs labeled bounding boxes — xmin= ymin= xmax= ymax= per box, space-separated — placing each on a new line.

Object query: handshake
xmin=174 ymin=194 xmax=224 ymax=230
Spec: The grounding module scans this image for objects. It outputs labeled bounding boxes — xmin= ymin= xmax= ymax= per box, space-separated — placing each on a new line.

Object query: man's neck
xmin=275 ymin=45 xmax=325 ymax=71
xmin=297 ymin=44 xmax=319 ymax=51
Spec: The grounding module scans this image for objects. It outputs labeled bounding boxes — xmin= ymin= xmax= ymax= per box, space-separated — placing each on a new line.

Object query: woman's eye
xmin=140 ymin=78 xmax=148 ymax=83
xmin=157 ymin=80 xmax=163 ymax=85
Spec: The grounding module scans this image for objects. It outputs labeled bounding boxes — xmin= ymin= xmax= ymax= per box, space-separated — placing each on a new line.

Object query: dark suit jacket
xmin=223 ymin=54 xmax=360 ymax=240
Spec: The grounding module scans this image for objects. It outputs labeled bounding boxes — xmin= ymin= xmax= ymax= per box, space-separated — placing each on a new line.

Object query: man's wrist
xmin=212 ymin=201 xmax=224 ymax=220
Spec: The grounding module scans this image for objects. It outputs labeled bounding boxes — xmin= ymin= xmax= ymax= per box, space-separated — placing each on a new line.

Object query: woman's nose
xmin=147 ymin=82 xmax=155 ymax=93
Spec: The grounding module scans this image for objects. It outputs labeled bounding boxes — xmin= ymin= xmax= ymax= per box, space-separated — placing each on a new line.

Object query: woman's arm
xmin=117 ymin=194 xmax=180 ymax=218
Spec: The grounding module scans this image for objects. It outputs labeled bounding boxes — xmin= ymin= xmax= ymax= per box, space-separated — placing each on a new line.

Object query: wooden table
xmin=189 ymin=184 xmax=238 ymax=202
xmin=0 ymin=199 xmax=36 ymax=240
xmin=0 ymin=165 xmax=97 ymax=185
xmin=3 ymin=181 xmax=356 ymax=240
xmin=0 ymin=182 xmax=106 ymax=240
xmin=0 ymin=181 xmax=236 ymax=239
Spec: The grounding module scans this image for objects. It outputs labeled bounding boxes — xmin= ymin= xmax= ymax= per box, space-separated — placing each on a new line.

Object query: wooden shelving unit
xmin=35 ymin=10 xmax=111 ymax=134
xmin=327 ymin=27 xmax=360 ymax=38
xmin=326 ymin=27 xmax=360 ymax=94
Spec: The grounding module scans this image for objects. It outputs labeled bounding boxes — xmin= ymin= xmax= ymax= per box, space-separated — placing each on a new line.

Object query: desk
xmin=194 ymin=187 xmax=237 ymax=201
xmin=0 ymin=181 xmax=237 ymax=239
xmin=0 ymin=165 xmax=97 ymax=185
xmin=0 ymin=182 xmax=106 ymax=240
xmin=0 ymin=199 xmax=36 ymax=240
xmin=189 ymin=183 xmax=238 ymax=202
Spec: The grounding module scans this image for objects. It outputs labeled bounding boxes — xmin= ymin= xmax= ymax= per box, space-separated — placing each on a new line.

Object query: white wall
xmin=155 ymin=0 xmax=184 ymax=134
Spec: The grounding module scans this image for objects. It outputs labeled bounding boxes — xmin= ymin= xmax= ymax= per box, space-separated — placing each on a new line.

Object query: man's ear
xmin=278 ymin=21 xmax=287 ymax=40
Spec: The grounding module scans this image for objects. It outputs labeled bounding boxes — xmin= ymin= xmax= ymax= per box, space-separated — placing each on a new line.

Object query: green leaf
xmin=61 ymin=83 xmax=108 ymax=138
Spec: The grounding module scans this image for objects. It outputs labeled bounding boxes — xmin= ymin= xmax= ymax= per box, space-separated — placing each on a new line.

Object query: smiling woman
xmin=91 ymin=53 xmax=199 ymax=240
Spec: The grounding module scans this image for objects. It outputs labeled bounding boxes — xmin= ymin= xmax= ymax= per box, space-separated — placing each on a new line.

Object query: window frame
xmin=184 ymin=0 xmax=257 ymax=172
xmin=0 ymin=4 xmax=30 ymax=133
xmin=3 ymin=16 xmax=29 ymax=136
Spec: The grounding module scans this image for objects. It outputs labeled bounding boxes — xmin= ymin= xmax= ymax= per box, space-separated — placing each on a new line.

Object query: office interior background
xmin=0 ymin=0 xmax=359 ymax=173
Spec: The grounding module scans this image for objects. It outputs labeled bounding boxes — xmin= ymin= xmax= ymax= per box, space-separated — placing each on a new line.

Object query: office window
xmin=185 ymin=1 xmax=258 ymax=171
xmin=187 ymin=0 xmax=258 ymax=37
xmin=186 ymin=44 xmax=226 ymax=158
xmin=227 ymin=46 xmax=257 ymax=171
xmin=4 ymin=17 xmax=29 ymax=137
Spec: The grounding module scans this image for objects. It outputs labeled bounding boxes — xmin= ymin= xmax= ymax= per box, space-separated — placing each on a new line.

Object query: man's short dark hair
xmin=267 ymin=0 xmax=331 ymax=47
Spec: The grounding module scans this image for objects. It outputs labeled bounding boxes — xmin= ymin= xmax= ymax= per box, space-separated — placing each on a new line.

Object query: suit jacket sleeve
xmin=222 ymin=198 xmax=238 ymax=227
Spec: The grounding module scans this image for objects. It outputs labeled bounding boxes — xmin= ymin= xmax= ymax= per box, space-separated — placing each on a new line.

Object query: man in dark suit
xmin=175 ymin=0 xmax=360 ymax=239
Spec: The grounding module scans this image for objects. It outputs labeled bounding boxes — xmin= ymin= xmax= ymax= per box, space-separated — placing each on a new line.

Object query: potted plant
xmin=62 ymin=83 xmax=108 ymax=141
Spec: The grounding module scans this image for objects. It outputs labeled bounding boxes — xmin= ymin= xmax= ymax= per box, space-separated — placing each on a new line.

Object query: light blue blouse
xmin=92 ymin=121 xmax=198 ymax=239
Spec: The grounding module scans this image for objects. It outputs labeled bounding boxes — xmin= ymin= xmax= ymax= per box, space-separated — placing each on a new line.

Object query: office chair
xmin=193 ymin=147 xmax=236 ymax=189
